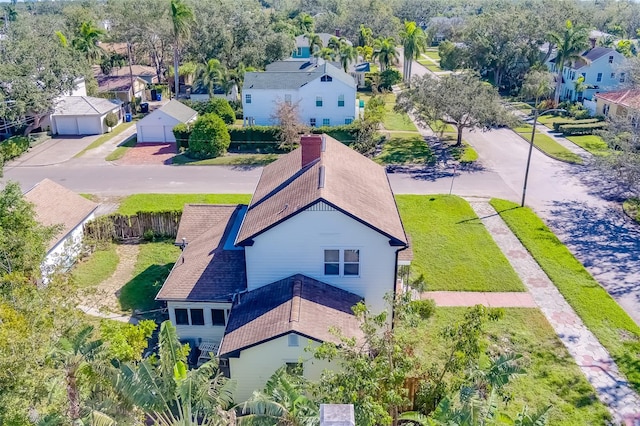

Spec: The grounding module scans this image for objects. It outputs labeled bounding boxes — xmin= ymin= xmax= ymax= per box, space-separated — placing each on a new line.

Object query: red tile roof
xmin=596 ymin=89 xmax=640 ymax=108
xmin=235 ymin=135 xmax=408 ymax=247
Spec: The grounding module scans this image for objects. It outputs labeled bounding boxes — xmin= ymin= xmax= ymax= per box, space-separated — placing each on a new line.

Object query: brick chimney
xmin=301 ymin=134 xmax=323 ymax=168
xmin=589 ymin=37 xmax=596 ymax=49
xmin=335 ymin=29 xmax=341 ymax=37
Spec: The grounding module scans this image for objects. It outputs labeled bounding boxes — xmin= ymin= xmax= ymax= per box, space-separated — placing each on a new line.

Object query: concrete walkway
xmin=422 ymin=291 xmax=536 ymax=307
xmin=468 ymin=200 xmax=640 ymax=423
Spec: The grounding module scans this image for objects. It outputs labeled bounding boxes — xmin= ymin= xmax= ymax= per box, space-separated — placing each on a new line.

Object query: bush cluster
xmin=558 ymin=122 xmax=607 ymax=136
xmin=0 ymin=136 xmax=30 ymax=164
xmin=229 ymin=124 xmax=360 ymax=144
xmin=172 ymin=123 xmax=193 ymax=149
xmin=552 ymin=118 xmax=601 ymax=132
xmin=188 ymin=113 xmax=230 ymax=158
xmin=181 ymin=98 xmax=235 ymax=124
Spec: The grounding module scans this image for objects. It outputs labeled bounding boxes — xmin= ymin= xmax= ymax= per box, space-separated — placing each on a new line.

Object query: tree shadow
xmin=119 ymin=263 xmax=175 ymax=312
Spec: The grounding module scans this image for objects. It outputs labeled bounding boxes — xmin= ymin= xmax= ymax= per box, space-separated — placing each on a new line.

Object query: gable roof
xmin=92 ymin=64 xmax=158 ymax=80
xmin=218 ymin=274 xmax=363 ymax=357
xmin=550 ymin=47 xmax=619 ymax=70
xmin=156 ymin=204 xmax=247 ymax=302
xmin=53 ymin=96 xmax=119 ymax=116
xmin=595 ymin=89 xmax=640 ymax=108
xmin=158 ymin=99 xmax=198 ymax=122
xmin=235 ymin=135 xmax=408 ymax=247
xmin=95 ymin=75 xmax=147 ymax=93
xmin=244 ymin=60 xmax=355 ymax=91
xmin=23 ymin=179 xmax=98 ymax=252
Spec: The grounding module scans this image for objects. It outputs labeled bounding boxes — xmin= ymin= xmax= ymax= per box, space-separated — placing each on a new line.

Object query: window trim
xmin=316 ymin=96 xmax=323 ymax=107
xmin=323 ymin=248 xmax=361 ymax=277
xmin=596 ymin=72 xmax=602 ymax=82
xmin=175 ymin=308 xmax=189 ymax=325
xmin=245 ymin=94 xmax=252 ymax=104
xmin=609 ymin=55 xmax=614 ymax=63
xmin=310 ymin=118 xmax=317 ymax=127
xmin=190 ymin=308 xmax=205 ymax=326
xmin=338 ymin=94 xmax=345 ymax=107
xmin=322 ymin=118 xmax=330 ymax=126
xmin=211 ymin=309 xmax=226 ymax=326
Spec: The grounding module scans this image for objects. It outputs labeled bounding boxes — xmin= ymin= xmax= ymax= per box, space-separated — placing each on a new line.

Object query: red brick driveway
xmin=117 ymin=143 xmax=177 ymax=165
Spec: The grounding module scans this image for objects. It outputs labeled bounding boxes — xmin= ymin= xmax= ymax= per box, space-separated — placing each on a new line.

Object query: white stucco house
xmin=156 ymin=134 xmax=411 ymax=401
xmin=24 ymin=179 xmax=99 ymax=282
xmin=51 ymin=96 xmax=122 ymax=136
xmin=136 ymin=100 xmax=197 ymax=143
xmin=242 ymin=59 xmax=357 ymax=127
xmin=546 ymin=45 xmax=627 ymax=102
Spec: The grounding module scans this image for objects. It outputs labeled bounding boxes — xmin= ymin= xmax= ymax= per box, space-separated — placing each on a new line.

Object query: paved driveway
xmin=6 ymin=135 xmax=100 ymax=167
xmin=117 ymin=143 xmax=177 ymax=165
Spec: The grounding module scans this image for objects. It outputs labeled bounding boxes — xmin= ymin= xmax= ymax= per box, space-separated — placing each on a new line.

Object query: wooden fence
xmin=84 ymin=211 xmax=182 ymax=242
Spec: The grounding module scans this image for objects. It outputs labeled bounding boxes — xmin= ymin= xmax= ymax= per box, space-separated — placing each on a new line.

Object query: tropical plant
xmin=547 ymin=20 xmax=589 ymax=105
xmin=315 ymin=48 xmax=336 ymax=61
xmin=170 ymin=0 xmax=194 ymax=96
xmin=400 ymin=21 xmax=428 ymax=85
xmin=373 ymin=37 xmax=399 ymax=72
xmin=296 ymin=13 xmax=314 ymax=35
xmin=72 ymin=21 xmax=106 ymax=64
xmin=520 ymin=70 xmax=554 ymax=107
xmin=358 ymin=24 xmax=373 ymax=47
xmin=306 ymin=33 xmax=323 ymax=56
xmin=339 ymin=45 xmax=358 ymax=72
xmin=188 ymin=113 xmax=231 ymax=158
xmin=238 ymin=367 xmax=319 ymax=425
xmin=327 ymin=36 xmax=343 ymax=53
xmin=198 ymin=58 xmax=225 ymax=97
xmin=113 ymin=321 xmax=236 ymax=425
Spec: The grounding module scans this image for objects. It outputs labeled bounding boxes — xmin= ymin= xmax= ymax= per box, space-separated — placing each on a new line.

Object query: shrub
xmin=410 ymin=298 xmax=436 ymax=320
xmin=182 ymin=98 xmax=235 ymax=124
xmin=229 ymin=126 xmax=279 ymax=142
xmin=438 ymin=40 xmax=467 ymax=70
xmin=188 ymin=113 xmax=230 ymax=158
xmin=379 ymin=69 xmax=402 ymax=90
xmin=105 ymin=112 xmax=119 ymax=129
xmin=559 ymin=122 xmax=607 ymax=136
xmin=172 ymin=123 xmax=193 ymax=149
xmin=552 ymin=118 xmax=601 ymax=132
xmin=0 ymin=136 xmax=30 ymax=164
xmin=311 ymin=124 xmax=360 ymax=143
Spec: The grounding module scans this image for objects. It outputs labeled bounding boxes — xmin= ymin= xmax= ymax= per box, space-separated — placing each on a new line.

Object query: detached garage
xmin=51 ymin=96 xmax=122 ymax=135
xmin=136 ymin=100 xmax=197 ymax=143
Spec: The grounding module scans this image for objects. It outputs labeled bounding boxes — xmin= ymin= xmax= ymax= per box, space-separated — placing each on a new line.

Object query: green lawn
xmin=376 ymin=135 xmax=434 ymax=165
xmin=383 ymin=94 xmax=418 ymax=132
xmin=117 ymin=194 xmax=252 ymax=215
xmin=71 ymin=244 xmax=119 ymax=288
xmin=105 ymin=135 xmax=137 ymax=161
xmin=118 ymin=240 xmax=181 ymax=312
xmin=74 ymin=121 xmax=136 ymax=158
xmin=514 ymin=130 xmax=583 ymax=164
xmin=172 ymin=153 xmax=280 ymax=166
xmin=449 ymin=141 xmax=479 ymax=163
xmin=490 ymin=199 xmax=640 ymax=392
xmin=398 ymin=308 xmax=610 ymax=425
xmin=429 ymin=120 xmax=457 ymax=134
xmin=417 ymin=59 xmax=443 ymax=72
xmin=623 ymin=198 xmax=640 ymax=224
xmin=536 ymin=115 xmax=573 ymax=130
xmin=423 ymin=50 xmax=441 ymax=60
xmin=396 ymin=195 xmax=524 ymax=292
xmin=566 ymin=135 xmax=609 ymax=156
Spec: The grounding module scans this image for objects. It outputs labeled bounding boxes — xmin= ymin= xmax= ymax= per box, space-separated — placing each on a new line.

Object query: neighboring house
xmin=23 ymin=179 xmax=98 ymax=282
xmin=242 ymin=59 xmax=357 ymax=127
xmin=93 ymin=65 xmax=159 ymax=85
xmin=156 ymin=134 xmax=410 ymax=401
xmin=50 ymin=96 xmax=122 ymax=136
xmin=95 ymin=75 xmax=148 ymax=103
xmin=136 ymin=99 xmax=197 ymax=143
xmin=547 ymin=45 xmax=627 ymax=102
xmin=292 ymin=32 xmax=351 ymax=58
xmin=189 ymin=81 xmax=239 ymax=102
xmin=595 ymin=89 xmax=640 ymax=117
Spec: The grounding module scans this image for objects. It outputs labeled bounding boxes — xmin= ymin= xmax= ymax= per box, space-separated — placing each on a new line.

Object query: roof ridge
xmin=249 ymin=158 xmax=315 ymax=210
xmin=289 ymin=278 xmax=302 ymax=322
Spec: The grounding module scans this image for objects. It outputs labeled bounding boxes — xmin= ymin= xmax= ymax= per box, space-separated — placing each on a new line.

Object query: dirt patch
xmin=117 ymin=143 xmax=176 ymax=165
xmin=80 ymin=244 xmax=140 ymax=314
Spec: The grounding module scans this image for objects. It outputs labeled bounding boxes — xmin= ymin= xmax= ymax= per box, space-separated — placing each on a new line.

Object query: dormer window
xmin=320 ymin=75 xmax=333 ymax=82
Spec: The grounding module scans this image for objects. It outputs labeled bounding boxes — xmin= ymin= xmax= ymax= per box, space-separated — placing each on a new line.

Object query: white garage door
xmin=55 ymin=117 xmax=79 ymax=135
xmin=77 ymin=117 xmax=102 ymax=135
xmin=139 ymin=124 xmax=166 ymax=143
xmin=163 ymin=126 xmax=176 ymax=143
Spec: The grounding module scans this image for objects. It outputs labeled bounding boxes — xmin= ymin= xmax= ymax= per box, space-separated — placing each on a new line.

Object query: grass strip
xmin=490 ymin=198 xmax=640 ymax=392
xmin=117 ymin=193 xmax=252 ymax=215
xmin=566 ymin=135 xmax=609 ymax=156
xmin=623 ymin=198 xmax=640 ymax=224
xmin=74 ymin=121 xmax=136 ymax=158
xmin=398 ymin=307 xmax=611 ymax=425
xmin=105 ymin=136 xmax=137 ymax=161
xmin=514 ymin=129 xmax=583 ymax=164
xmin=72 ymin=244 xmax=119 ymax=288
xmin=396 ymin=195 xmax=525 ymax=292
xmin=422 ymin=50 xmax=441 ymax=60
xmin=172 ymin=153 xmax=280 ymax=166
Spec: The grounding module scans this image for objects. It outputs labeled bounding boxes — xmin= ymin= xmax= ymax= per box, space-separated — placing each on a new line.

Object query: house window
xmin=288 ymin=334 xmax=299 ymax=347
xmin=324 ymin=249 xmax=340 ymax=275
xmin=320 ymin=75 xmax=333 ymax=82
xmin=310 ymin=118 xmax=316 ymax=127
xmin=322 ymin=118 xmax=330 ymax=126
xmin=345 ymin=118 xmax=353 ymax=125
xmin=603 ymin=104 xmax=610 ymax=116
xmin=338 ymin=94 xmax=345 ymax=107
xmin=190 ymin=309 xmax=205 ymax=325
xmin=212 ymin=309 xmax=226 ymax=326
xmin=296 ymin=47 xmax=302 ymax=56
xmin=611 ymin=73 xmax=616 ymax=79
xmin=343 ymin=249 xmax=360 ymax=276
xmin=245 ymin=94 xmax=251 ymax=104
xmin=620 ymin=73 xmax=626 ymax=83
xmin=581 ymin=72 xmax=586 ymax=80
xmin=596 ymin=73 xmax=602 ymax=82
xmin=316 ymin=96 xmax=323 ymax=107
xmin=609 ymin=55 xmax=614 ymax=63
xmin=175 ymin=308 xmax=189 ymax=325
xmin=285 ymin=94 xmax=291 ymax=105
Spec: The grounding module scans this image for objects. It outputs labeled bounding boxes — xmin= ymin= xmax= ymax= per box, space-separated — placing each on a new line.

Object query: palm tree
xmin=306 ymin=33 xmax=323 ymax=57
xmin=199 ymin=59 xmax=225 ymax=97
xmin=170 ymin=0 xmax=194 ymax=98
xmin=113 ymin=321 xmax=235 ymax=425
xmin=373 ymin=37 xmax=399 ymax=71
xmin=72 ymin=21 xmax=106 ymax=64
xmin=238 ymin=367 xmax=319 ymax=425
xmin=520 ymin=69 xmax=554 ymax=108
xmin=315 ymin=47 xmax=336 ymax=61
xmin=339 ymin=45 xmax=358 ymax=72
xmin=296 ymin=13 xmax=314 ymax=35
xmin=358 ymin=24 xmax=373 ymax=47
xmin=400 ymin=21 xmax=428 ymax=86
xmin=547 ymin=20 xmax=589 ymax=105
xmin=327 ymin=36 xmax=342 ymax=54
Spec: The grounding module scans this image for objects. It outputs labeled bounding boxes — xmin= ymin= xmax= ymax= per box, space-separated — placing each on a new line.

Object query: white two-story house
xmin=241 ymin=59 xmax=357 ymax=127
xmin=156 ymin=134 xmax=411 ymax=401
xmin=547 ymin=44 xmax=626 ymax=102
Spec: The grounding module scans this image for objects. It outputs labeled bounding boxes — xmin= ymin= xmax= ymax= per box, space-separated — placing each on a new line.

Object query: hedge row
xmin=552 ymin=118 xmax=601 ymax=132
xmin=0 ymin=136 xmax=30 ymax=163
xmin=558 ymin=122 xmax=607 ymax=136
xmin=228 ymin=124 xmax=359 ymax=143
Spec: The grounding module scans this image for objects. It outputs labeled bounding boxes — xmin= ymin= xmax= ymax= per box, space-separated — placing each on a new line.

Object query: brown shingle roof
xmin=596 ymin=89 xmax=640 ymax=108
xmin=23 ymin=179 xmax=98 ymax=251
xmin=219 ymin=274 xmax=364 ymax=357
xmin=156 ymin=205 xmax=247 ymax=302
xmin=235 ymin=135 xmax=408 ymax=247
